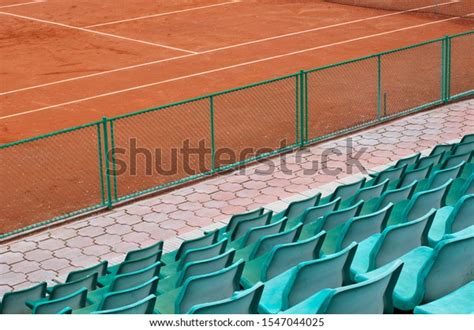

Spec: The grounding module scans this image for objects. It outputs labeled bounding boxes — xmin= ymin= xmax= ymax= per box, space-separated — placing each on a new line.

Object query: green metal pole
xmin=96 ymin=123 xmax=106 ymax=205
xmin=299 ymin=70 xmax=305 ymax=147
xmin=377 ymin=54 xmax=382 ymax=119
xmin=441 ymin=37 xmax=446 ymax=103
xmin=304 ymin=71 xmax=309 ymax=143
xmin=102 ymin=117 xmax=113 ymax=209
xmin=109 ymin=120 xmax=118 ymax=201
xmin=295 ymin=73 xmax=300 ymax=144
xmin=210 ymin=95 xmax=216 ymax=172
xmin=446 ymin=36 xmax=451 ymax=102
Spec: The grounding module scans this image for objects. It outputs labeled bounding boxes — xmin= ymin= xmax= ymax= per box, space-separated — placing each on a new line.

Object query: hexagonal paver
xmin=210 ymin=191 xmax=236 ymax=201
xmin=78 ymin=226 xmax=105 ymax=238
xmin=160 ymin=219 xmax=187 ymax=230
xmin=94 ymin=234 xmax=122 ymax=246
xmin=27 ymin=270 xmax=57 ymax=283
xmin=151 ymin=203 xmax=178 ymax=214
xmin=53 ymin=247 xmax=82 ymax=260
xmin=24 ymin=249 xmax=53 ymax=262
xmin=65 ymin=236 xmax=94 ymax=249
xmin=0 ymin=263 xmax=11 ymax=275
xmin=122 ymin=232 xmax=151 ymax=244
xmin=10 ymin=260 xmax=40 ymax=274
xmin=49 ymin=227 xmax=78 ymax=240
xmin=87 ymin=216 xmax=116 ymax=227
xmin=115 ymin=214 xmax=142 ymax=225
xmin=70 ymin=256 xmax=100 ymax=268
xmin=105 ymin=223 xmax=132 ymax=235
xmin=82 ymin=245 xmax=112 ymax=257
xmin=126 ymin=205 xmax=152 ymax=215
xmin=40 ymin=258 xmax=70 ymax=271
xmin=112 ymin=241 xmax=140 ymax=254
xmin=0 ymin=272 xmax=27 ymax=286
xmin=142 ymin=212 xmax=168 ymax=223
xmin=37 ymin=238 xmax=66 ymax=251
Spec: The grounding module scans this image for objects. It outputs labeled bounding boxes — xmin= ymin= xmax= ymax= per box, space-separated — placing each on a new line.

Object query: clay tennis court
xmin=0 ymin=0 xmax=473 ymax=235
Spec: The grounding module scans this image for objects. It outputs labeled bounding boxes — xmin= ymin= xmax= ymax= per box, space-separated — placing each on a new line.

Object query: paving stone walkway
xmin=1 ymin=99 xmax=473 ymax=295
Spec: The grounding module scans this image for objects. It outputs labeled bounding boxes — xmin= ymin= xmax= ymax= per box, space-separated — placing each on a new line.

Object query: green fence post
xmin=96 ymin=123 xmax=106 ymax=206
xmin=445 ymin=35 xmax=452 ymax=102
xmin=102 ymin=117 xmax=113 ymax=209
xmin=109 ymin=120 xmax=118 ymax=201
xmin=210 ymin=95 xmax=216 ymax=172
xmin=377 ymin=54 xmax=382 ymax=119
xmin=299 ymin=70 xmax=305 ymax=147
xmin=304 ymin=71 xmax=309 ymax=143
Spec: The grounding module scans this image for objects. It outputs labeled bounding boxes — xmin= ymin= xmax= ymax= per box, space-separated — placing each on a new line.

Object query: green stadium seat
xmin=162 ymin=231 xmax=218 ymax=265
xmin=213 ymin=208 xmax=264 ymax=240
xmin=340 ymin=179 xmax=388 ymax=208
xmin=228 ymin=211 xmax=273 ymax=241
xmin=258 ymin=242 xmax=356 ymax=314
xmin=33 ymin=288 xmax=88 ymax=314
xmin=393 ymin=163 xmax=432 ymax=189
xmin=57 ymin=307 xmax=72 ymax=314
xmin=240 ymin=231 xmax=326 ymax=289
xmin=366 ymin=164 xmax=407 ymax=187
xmin=414 ymin=152 xmax=445 ymax=170
xmin=362 ymin=180 xmax=416 ymax=214
xmin=92 ymin=295 xmax=156 ymax=314
xmin=394 ymin=153 xmax=420 ymax=168
xmin=445 ymin=175 xmax=473 ymax=205
xmin=299 ymin=198 xmax=341 ymax=226
xmin=415 ymin=162 xmax=464 ymax=192
xmin=0 ymin=282 xmax=47 ymax=314
xmin=451 ymin=141 xmax=474 ymax=156
xmin=158 ymin=249 xmax=235 ymax=294
xmin=189 ymin=283 xmax=264 ymax=314
xmin=428 ymin=194 xmax=474 ymax=247
xmin=320 ymin=177 xmax=366 ymax=205
xmin=284 ymin=260 xmax=403 ymax=314
xmin=272 ymin=193 xmax=321 ymax=223
xmin=460 ymin=134 xmax=474 ymax=144
xmin=154 ymin=260 xmax=245 ymax=314
xmin=414 ymin=281 xmax=474 ymax=314
xmin=429 ymin=144 xmax=453 ymax=156
xmin=228 ymin=216 xmax=287 ymax=250
xmin=66 ymin=261 xmax=108 ymax=282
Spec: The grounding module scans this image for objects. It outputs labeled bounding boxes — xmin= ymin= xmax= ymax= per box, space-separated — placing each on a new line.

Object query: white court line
xmin=0 ymin=11 xmax=198 ymax=54
xmin=0 ymin=15 xmax=467 ymax=121
xmin=84 ymin=0 xmax=240 ymax=28
xmin=0 ymin=0 xmax=44 ymax=9
xmin=0 ymin=0 xmax=460 ymax=97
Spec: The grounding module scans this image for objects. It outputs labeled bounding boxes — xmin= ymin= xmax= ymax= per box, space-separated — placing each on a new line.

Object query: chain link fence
xmin=1 ymin=31 xmax=473 ymax=238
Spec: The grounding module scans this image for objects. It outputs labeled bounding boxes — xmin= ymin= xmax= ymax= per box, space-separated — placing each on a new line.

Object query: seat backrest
xmin=66 ymin=260 xmax=108 ymax=282
xmin=373 ymin=165 xmax=406 ymax=185
xmin=375 ymin=181 xmax=417 ymax=210
xmin=322 ymin=201 xmax=363 ymax=232
xmin=249 ymin=224 xmax=302 ymax=260
xmin=262 ymin=231 xmax=326 ymax=281
xmin=405 ymin=179 xmax=452 ymax=221
xmin=395 ymin=153 xmax=420 ymax=168
xmin=428 ymin=162 xmax=464 ymax=189
xmin=330 ymin=178 xmax=366 ymax=201
xmin=372 ymin=209 xmax=436 ymax=268
xmin=0 ymin=282 xmax=47 ymax=314
xmin=177 ymin=249 xmax=235 ymax=287
xmin=92 ymin=295 xmax=156 ymax=314
xmin=175 ymin=231 xmax=217 ymax=261
xmin=32 ymin=288 xmax=88 ymax=314
xmin=117 ymin=250 xmax=162 ymax=275
xmin=352 ymin=179 xmax=388 ymax=205
xmin=284 ymin=193 xmax=321 ymax=222
xmin=339 ymin=203 xmax=393 ymax=250
xmin=321 ymin=261 xmax=403 ymax=314
xmin=398 ymin=163 xmax=432 ymax=188
xmin=460 ymin=134 xmax=474 ymax=144
xmin=452 ymin=141 xmax=474 ymax=155
xmin=301 ymin=198 xmax=341 ymax=225
xmin=283 ymin=243 xmax=357 ymax=309
xmin=175 ymin=260 xmax=245 ymax=314
xmin=423 ymin=234 xmax=474 ymax=303
xmin=99 ymin=277 xmax=158 ymax=311
xmin=225 ymin=208 xmax=264 ymax=234
xmin=429 ymin=144 xmax=453 ymax=156
xmin=230 ymin=211 xmax=273 ymax=241
xmin=442 ymin=151 xmax=472 ymax=169
xmin=461 ymin=175 xmax=474 ymax=196
xmin=416 ymin=152 xmax=445 ymax=170
xmin=110 ymin=261 xmax=161 ymax=292
xmin=240 ymin=217 xmax=287 ymax=247
xmin=49 ymin=273 xmax=98 ymax=300
xmin=188 ymin=283 xmax=264 ymax=314
xmin=125 ymin=241 xmax=163 ymax=261
xmin=177 ymin=238 xmax=227 ymax=271
xmin=448 ymin=194 xmax=474 ymax=233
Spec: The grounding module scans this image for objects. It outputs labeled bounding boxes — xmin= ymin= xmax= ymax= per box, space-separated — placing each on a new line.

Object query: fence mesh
xmin=381 ymin=41 xmax=443 ymax=116
xmin=450 ymin=32 xmax=474 ymax=98
xmin=306 ymin=57 xmax=379 ymax=141
xmin=213 ymin=75 xmax=298 ymax=168
xmin=110 ymin=98 xmax=212 ymax=201
xmin=0 ymin=124 xmax=104 ymax=235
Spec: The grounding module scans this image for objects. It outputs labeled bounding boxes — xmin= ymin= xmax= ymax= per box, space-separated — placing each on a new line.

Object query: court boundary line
xmin=84 ymin=0 xmax=240 ymax=28
xmin=0 ymin=0 xmax=44 ymax=9
xmin=1 ymin=15 xmax=469 ymax=120
xmin=0 ymin=10 xmax=198 ymax=54
xmin=0 ymin=0 xmax=460 ymax=96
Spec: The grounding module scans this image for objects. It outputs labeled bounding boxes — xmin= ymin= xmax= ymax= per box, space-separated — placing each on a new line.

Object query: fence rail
xmin=1 ymin=32 xmax=473 ymax=239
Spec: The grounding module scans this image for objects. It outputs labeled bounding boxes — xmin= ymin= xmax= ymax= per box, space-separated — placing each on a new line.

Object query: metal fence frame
xmin=1 ymin=31 xmax=473 ymax=239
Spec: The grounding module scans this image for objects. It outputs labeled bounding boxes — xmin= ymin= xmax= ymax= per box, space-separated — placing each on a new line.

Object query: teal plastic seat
xmin=320 ymin=178 xmax=366 ymax=204
xmin=0 ymin=282 xmax=46 ymax=314
xmin=394 ymin=153 xmax=420 ymax=168
xmin=460 ymin=134 xmax=474 ymax=144
xmin=415 ymin=162 xmax=464 ymax=192
xmin=341 ymin=179 xmax=388 ymax=208
xmin=394 ymin=163 xmax=432 ymax=189
xmin=414 ymin=152 xmax=445 ymax=170
xmin=154 ymin=260 xmax=245 ymax=314
xmin=75 ymin=277 xmax=158 ymax=314
xmin=414 ymin=281 xmax=474 ymax=314
xmin=235 ymin=224 xmax=302 ymax=261
xmin=189 ymin=283 xmax=264 ymax=314
xmin=363 ymin=181 xmax=416 ymax=214
xmin=451 ymin=141 xmax=474 ymax=156
xmin=273 ymin=193 xmax=321 ymax=223
xmin=162 ymin=231 xmax=218 ymax=265
xmin=428 ymin=194 xmax=474 ymax=247
xmin=214 ymin=208 xmax=264 ymax=239
xmin=440 ymin=151 xmax=472 ymax=170
xmin=367 ymin=164 xmax=407 ymax=187
xmin=229 ymin=217 xmax=287 ymax=250
xmin=284 ymin=260 xmax=403 ymax=314
xmin=228 ymin=211 xmax=273 ymax=241
xmin=350 ymin=209 xmax=435 ymax=280
xmin=388 ymin=179 xmax=452 ymax=226
xmin=259 ymin=243 xmax=357 ymax=314
xmin=92 ymin=295 xmax=156 ymax=314
xmin=158 ymin=249 xmax=235 ymax=293
xmin=429 ymin=144 xmax=453 ymax=156
xmin=321 ymin=203 xmax=393 ymax=255
xmin=299 ymin=201 xmax=363 ymax=239
xmin=107 ymin=242 xmax=162 ymax=275
xmin=240 ymin=231 xmax=326 ymax=288
xmin=160 ymin=238 xmax=227 ymax=278
xmin=300 ymin=198 xmax=341 ymax=225
xmin=57 ymin=307 xmax=72 ymax=314
xmin=66 ymin=261 xmax=108 ymax=282
xmin=88 ymin=261 xmax=161 ymax=305
xmin=33 ymin=288 xmax=88 ymax=314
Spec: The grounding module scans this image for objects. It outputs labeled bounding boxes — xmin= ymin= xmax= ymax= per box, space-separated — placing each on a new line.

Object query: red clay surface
xmin=0 ymin=0 xmax=473 ymax=234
